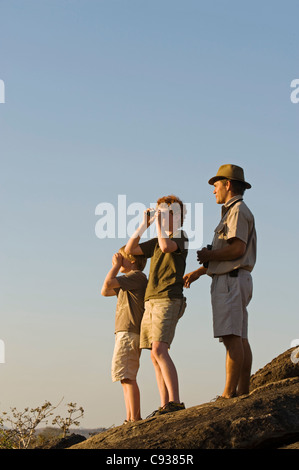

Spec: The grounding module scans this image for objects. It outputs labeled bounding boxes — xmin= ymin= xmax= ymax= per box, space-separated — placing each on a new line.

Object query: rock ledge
xmin=71 ymin=348 xmax=299 ymax=449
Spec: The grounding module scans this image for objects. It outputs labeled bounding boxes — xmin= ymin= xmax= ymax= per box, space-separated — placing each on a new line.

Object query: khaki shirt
xmin=114 ymin=270 xmax=148 ymax=334
xmin=207 ymin=196 xmax=257 ymax=276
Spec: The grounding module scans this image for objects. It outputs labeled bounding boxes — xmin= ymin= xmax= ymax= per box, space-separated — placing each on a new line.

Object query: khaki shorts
xmin=140 ymin=297 xmax=186 ymax=349
xmin=111 ymin=331 xmax=141 ymax=382
xmin=211 ymin=269 xmax=253 ymax=340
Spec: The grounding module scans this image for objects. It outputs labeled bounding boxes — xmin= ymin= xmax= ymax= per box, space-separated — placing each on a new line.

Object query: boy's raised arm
xmin=101 ymin=253 xmax=122 ymax=296
xmin=156 ymin=210 xmax=178 ymax=254
xmin=125 ymin=209 xmax=154 ymax=256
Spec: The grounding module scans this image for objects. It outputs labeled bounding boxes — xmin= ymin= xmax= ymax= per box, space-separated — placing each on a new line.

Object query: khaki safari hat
xmin=208 ymin=164 xmax=251 ymax=189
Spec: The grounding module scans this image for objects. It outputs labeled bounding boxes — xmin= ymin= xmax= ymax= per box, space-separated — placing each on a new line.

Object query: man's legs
xmin=121 ymin=379 xmax=141 ymax=421
xmin=238 ymin=338 xmax=252 ymax=395
xmin=222 ymin=335 xmax=252 ymax=397
xmin=151 ymin=341 xmax=180 ymax=405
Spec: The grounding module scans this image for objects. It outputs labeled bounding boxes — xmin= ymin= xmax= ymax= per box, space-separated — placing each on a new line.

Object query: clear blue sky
xmin=1 ymin=0 xmax=298 ymax=428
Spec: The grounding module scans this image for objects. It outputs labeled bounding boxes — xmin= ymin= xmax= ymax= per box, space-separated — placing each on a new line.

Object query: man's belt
xmin=228 ymin=268 xmax=239 ymax=277
xmin=212 ymin=268 xmax=239 ymax=278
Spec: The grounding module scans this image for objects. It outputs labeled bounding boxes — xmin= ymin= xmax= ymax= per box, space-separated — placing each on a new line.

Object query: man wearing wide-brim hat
xmin=184 ymin=164 xmax=257 ymax=399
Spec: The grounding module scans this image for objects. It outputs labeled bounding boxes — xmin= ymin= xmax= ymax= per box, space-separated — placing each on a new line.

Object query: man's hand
xmin=197 ymin=239 xmax=246 ymax=264
xmin=183 ymin=267 xmax=206 ymax=288
xmin=197 ymin=247 xmax=212 ymax=265
xmin=184 ymin=271 xmax=199 ymax=288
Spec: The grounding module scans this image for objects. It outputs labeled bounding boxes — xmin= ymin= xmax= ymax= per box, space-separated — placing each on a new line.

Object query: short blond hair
xmin=119 ymin=245 xmax=147 ymax=271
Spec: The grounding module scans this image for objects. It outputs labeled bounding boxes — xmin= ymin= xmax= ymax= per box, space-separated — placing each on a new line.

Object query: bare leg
xmin=237 ymin=338 xmax=252 ymax=395
xmin=121 ymin=380 xmax=130 ymax=421
xmin=121 ymin=379 xmax=141 ymax=421
xmin=151 ymin=341 xmax=180 ymax=404
xmin=151 ymin=349 xmax=169 ymax=406
xmin=222 ymin=335 xmax=244 ymax=398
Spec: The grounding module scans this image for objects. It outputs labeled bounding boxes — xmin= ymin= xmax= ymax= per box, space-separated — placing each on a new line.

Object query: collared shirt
xmin=207 ymin=195 xmax=257 ymax=276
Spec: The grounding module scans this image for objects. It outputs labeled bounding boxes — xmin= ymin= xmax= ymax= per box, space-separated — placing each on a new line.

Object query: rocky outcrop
xmin=250 ymin=347 xmax=299 ymax=391
xmin=49 ymin=433 xmax=86 ymax=449
xmin=37 ymin=433 xmax=86 ymax=449
xmin=70 ymin=348 xmax=299 ymax=449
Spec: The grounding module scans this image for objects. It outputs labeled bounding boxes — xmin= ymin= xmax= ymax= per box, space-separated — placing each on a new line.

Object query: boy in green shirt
xmin=125 ymin=195 xmax=188 ymax=417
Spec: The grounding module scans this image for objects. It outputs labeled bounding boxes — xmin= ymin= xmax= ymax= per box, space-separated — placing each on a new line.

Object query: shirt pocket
xmin=214 ymin=221 xmax=228 ymax=240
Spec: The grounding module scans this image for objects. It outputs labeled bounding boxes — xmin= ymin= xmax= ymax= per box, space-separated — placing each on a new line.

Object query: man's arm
xmin=197 ymin=238 xmax=246 ymax=264
xmin=183 ymin=266 xmax=207 ymax=288
xmin=101 ymin=253 xmax=122 ymax=297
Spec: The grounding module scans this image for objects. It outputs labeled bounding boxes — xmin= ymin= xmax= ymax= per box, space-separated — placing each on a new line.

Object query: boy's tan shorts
xmin=211 ymin=269 xmax=253 ymax=340
xmin=111 ymin=331 xmax=141 ymax=382
xmin=140 ymin=297 xmax=186 ymax=349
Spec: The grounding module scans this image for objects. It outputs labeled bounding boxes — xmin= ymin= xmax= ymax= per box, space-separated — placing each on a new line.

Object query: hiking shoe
xmin=146 ymin=407 xmax=163 ymax=419
xmin=157 ymin=401 xmax=185 ymax=415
